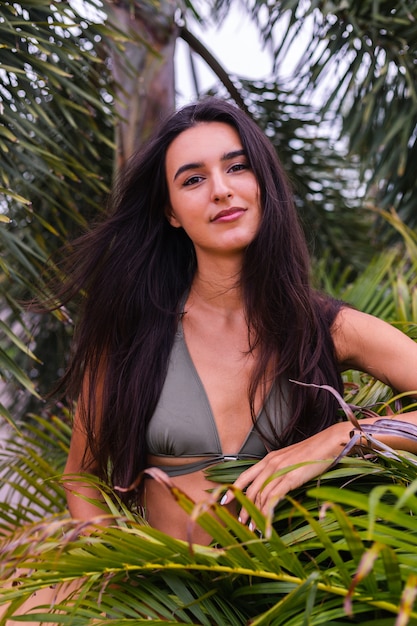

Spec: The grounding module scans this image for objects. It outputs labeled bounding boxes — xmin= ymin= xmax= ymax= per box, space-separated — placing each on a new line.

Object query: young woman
xmin=59 ymin=97 xmax=417 ymax=544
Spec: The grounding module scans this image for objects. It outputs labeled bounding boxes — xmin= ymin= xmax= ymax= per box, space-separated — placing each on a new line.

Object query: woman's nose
xmin=212 ymin=174 xmax=232 ymax=202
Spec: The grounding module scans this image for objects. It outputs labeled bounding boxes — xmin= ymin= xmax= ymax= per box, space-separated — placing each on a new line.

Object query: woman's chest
xmin=182 ymin=315 xmax=261 ymax=451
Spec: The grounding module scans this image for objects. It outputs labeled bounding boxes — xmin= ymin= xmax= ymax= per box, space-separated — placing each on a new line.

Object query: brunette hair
xmin=54 ymin=97 xmax=344 ymax=505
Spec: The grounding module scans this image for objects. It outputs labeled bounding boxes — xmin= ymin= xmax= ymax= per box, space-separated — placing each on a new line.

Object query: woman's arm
xmin=63 ymin=415 xmax=108 ymax=521
xmin=63 ymin=366 xmax=111 ymax=523
xmin=225 ymin=308 xmax=417 ymax=521
xmin=333 ymin=307 xmax=417 ymax=397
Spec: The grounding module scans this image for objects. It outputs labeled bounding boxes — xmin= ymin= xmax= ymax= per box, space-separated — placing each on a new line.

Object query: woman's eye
xmin=183 ymin=175 xmax=203 ymax=186
xmin=229 ymin=162 xmax=248 ymax=173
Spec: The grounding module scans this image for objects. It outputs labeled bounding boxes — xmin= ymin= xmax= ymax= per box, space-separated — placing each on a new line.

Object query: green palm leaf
xmin=2 ymin=411 xmax=417 ymax=624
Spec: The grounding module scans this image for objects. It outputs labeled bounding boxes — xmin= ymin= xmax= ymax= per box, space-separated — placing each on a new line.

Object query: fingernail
xmin=249 ymin=522 xmax=254 ymax=532
xmin=238 ymin=515 xmax=242 ymax=523
xmin=220 ymin=494 xmax=228 ymax=505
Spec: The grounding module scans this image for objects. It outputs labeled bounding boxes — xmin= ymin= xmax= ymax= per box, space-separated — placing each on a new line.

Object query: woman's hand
xmin=222 ymin=422 xmax=350 ymax=525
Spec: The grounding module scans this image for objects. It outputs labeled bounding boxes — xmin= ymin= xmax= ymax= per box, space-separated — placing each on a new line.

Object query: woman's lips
xmin=211 ymin=208 xmax=247 ymax=223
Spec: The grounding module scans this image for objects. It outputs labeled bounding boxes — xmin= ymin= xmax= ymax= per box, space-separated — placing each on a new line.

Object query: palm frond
xmin=0 ymin=0 xmax=118 ymax=410
xmin=243 ymin=0 xmax=417 ymax=235
xmin=2 ymin=401 xmax=417 ymax=623
xmin=3 ymin=452 xmax=417 ymax=624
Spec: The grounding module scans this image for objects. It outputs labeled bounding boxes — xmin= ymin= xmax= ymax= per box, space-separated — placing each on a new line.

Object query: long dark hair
xmin=53 ymin=97 xmax=344 ymax=505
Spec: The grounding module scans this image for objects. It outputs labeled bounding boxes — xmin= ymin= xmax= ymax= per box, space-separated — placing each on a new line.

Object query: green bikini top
xmin=146 ymin=319 xmax=291 ymax=477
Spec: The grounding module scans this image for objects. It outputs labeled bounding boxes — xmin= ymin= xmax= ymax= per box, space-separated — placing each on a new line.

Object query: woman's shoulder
xmin=330 ymin=306 xmax=375 ymax=366
xmin=331 ymin=307 xmax=417 ymax=391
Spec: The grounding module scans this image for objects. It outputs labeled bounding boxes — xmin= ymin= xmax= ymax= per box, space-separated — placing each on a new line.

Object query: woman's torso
xmin=143 ymin=298 xmax=291 ymax=542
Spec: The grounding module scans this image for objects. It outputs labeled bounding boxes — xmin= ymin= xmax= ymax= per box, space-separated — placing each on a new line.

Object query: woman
xmin=60 ymin=97 xmax=417 ymax=544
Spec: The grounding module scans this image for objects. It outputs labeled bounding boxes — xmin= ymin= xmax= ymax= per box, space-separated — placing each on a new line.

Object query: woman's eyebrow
xmin=222 ymin=149 xmax=246 ymax=161
xmin=173 ymin=161 xmax=203 ymax=181
xmin=173 ymin=149 xmax=247 ymax=181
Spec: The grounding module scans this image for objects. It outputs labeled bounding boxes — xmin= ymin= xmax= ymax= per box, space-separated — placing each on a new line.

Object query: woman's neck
xmin=190 ymin=256 xmax=244 ymax=315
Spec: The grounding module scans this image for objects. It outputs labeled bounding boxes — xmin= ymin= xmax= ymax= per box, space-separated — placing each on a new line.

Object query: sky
xmin=175 ymin=5 xmax=273 ymax=105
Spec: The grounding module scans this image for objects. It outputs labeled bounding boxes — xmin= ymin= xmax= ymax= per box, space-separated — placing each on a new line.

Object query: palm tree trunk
xmin=105 ymin=1 xmax=178 ymax=168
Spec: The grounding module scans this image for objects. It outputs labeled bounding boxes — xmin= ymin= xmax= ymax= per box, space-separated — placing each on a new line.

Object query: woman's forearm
xmin=64 ymin=476 xmax=109 ymax=522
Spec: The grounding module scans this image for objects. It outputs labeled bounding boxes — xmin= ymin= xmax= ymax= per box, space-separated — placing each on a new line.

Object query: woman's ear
xmin=165 ymin=205 xmax=182 ymax=228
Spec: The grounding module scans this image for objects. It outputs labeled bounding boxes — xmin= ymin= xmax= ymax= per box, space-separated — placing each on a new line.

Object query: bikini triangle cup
xmin=146 ymin=306 xmax=291 ymax=477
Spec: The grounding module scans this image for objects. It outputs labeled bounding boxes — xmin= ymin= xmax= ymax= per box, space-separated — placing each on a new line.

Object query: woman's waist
xmin=146 ymin=452 xmax=262 ymax=477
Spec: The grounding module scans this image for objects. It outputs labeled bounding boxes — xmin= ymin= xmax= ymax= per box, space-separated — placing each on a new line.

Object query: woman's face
xmin=165 ymin=122 xmax=261 ymax=260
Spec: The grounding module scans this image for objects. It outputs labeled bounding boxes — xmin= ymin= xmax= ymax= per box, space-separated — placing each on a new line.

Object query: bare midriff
xmin=143 ymin=454 xmax=237 ymax=544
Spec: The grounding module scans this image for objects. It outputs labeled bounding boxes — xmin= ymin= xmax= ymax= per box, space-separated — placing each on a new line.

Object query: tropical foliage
xmin=2 ymin=409 xmax=417 ymax=623
xmin=236 ymin=0 xmax=417 ymax=231
xmin=0 ymin=0 xmax=116 ymax=417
